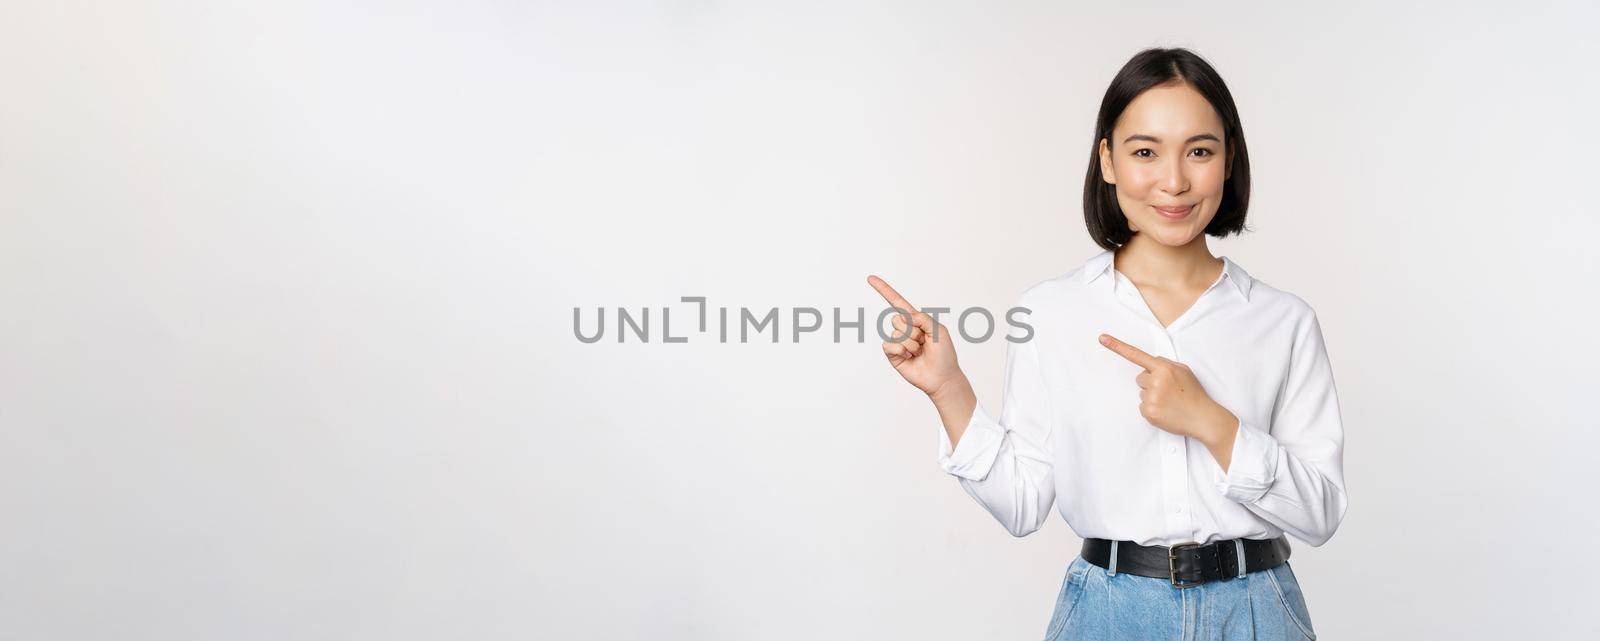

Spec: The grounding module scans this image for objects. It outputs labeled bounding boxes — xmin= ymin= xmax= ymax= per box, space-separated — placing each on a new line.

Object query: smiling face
xmin=1097 ymin=81 xmax=1235 ymax=247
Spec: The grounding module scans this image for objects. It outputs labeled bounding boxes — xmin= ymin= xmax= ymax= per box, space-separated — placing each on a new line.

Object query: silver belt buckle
xmin=1167 ymin=541 xmax=1205 ymax=589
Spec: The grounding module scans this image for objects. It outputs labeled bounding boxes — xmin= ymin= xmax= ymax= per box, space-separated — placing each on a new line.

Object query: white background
xmin=2 ymin=1 xmax=1596 ymax=639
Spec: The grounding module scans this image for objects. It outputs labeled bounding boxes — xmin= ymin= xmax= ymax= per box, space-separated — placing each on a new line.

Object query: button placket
xmin=1156 ymin=332 xmax=1193 ymax=532
xmin=1116 ymin=270 xmax=1198 ymax=537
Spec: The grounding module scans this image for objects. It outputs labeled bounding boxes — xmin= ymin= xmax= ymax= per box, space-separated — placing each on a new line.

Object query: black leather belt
xmin=1081 ymin=536 xmax=1291 ymax=588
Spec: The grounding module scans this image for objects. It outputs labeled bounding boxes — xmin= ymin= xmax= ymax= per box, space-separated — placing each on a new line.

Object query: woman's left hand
xmin=1098 ymin=333 xmax=1238 ymax=445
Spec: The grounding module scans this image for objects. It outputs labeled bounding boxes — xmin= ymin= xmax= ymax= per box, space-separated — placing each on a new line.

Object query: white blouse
xmin=937 ymin=249 xmax=1348 ymax=547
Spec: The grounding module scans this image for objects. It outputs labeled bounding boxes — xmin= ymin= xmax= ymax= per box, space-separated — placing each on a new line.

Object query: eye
xmin=1190 ymin=148 xmax=1213 ymax=158
xmin=1133 ymin=149 xmax=1154 ymax=158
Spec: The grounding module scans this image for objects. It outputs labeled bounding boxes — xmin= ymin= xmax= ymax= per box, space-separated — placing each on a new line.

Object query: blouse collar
xmin=1079 ymin=249 xmax=1253 ymax=302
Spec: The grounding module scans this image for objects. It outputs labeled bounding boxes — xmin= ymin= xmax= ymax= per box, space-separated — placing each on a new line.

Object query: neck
xmin=1113 ymin=233 xmax=1222 ymax=289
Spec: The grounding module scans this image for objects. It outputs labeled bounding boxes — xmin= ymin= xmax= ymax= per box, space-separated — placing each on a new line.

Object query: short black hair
xmin=1083 ymin=48 xmax=1252 ymax=251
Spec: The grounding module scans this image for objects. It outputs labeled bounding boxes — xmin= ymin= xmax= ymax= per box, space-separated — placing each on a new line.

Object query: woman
xmin=867 ymin=48 xmax=1346 ymax=640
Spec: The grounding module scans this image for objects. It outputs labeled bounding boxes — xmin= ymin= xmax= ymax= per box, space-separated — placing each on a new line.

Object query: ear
xmin=1098 ymin=138 xmax=1117 ymax=184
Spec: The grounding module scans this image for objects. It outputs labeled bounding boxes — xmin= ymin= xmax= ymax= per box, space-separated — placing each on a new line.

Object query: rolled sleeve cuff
xmin=1212 ymin=419 xmax=1280 ymax=504
xmin=936 ymin=403 xmax=1005 ymax=481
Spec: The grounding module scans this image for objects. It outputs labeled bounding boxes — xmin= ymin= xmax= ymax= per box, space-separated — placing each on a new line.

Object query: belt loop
xmin=1232 ymin=539 xmax=1246 ymax=578
xmin=1107 ymin=541 xmax=1119 ymax=576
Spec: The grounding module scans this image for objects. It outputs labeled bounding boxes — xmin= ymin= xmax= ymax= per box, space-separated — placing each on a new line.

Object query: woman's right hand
xmin=867 ymin=275 xmax=968 ymax=399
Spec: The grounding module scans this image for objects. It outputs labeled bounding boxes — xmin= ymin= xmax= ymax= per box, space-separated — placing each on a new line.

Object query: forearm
xmin=1197 ymin=403 xmax=1241 ymax=473
xmin=934 ymin=384 xmax=1056 ymax=538
xmin=930 ymin=374 xmax=977 ymax=451
xmin=1203 ymin=410 xmax=1349 ymax=547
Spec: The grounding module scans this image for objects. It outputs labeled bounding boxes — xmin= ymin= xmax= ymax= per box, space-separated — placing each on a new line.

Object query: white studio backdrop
xmin=2 ymin=1 xmax=1596 ymax=639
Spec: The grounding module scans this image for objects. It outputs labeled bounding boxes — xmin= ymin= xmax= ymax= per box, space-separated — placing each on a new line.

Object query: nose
xmin=1159 ymin=155 xmax=1189 ymax=195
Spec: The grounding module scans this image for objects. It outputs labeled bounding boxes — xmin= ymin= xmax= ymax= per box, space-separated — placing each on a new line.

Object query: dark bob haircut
xmin=1083 ymin=48 xmax=1252 ymax=251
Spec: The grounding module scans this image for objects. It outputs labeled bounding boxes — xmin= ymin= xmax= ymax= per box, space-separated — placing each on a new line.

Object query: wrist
xmin=929 ymin=374 xmax=974 ymax=409
xmin=1198 ymin=404 xmax=1239 ymax=448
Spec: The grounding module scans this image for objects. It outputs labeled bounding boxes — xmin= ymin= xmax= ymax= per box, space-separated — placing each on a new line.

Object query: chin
xmin=1141 ymin=226 xmax=1205 ymax=247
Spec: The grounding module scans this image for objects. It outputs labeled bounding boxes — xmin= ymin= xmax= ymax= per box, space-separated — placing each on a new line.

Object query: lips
xmin=1153 ymin=204 xmax=1193 ymax=219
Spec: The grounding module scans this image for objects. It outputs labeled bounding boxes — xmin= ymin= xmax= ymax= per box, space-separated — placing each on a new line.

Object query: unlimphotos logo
xmin=573 ymin=296 xmax=1033 ymax=344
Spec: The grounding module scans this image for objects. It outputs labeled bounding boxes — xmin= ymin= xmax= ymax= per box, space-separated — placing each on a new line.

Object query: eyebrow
xmin=1123 ymin=133 xmax=1221 ymax=145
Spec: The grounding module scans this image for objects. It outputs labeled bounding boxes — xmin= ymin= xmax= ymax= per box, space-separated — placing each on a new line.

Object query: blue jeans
xmin=1043 ymin=554 xmax=1318 ymax=641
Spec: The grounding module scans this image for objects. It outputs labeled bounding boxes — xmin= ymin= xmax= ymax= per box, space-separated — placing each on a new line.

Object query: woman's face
xmin=1098 ymin=81 xmax=1234 ymax=247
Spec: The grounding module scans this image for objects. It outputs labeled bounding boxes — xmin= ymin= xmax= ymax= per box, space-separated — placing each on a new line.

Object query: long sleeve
xmin=936 ymin=330 xmax=1056 ymax=538
xmin=1211 ymin=310 xmax=1349 ymax=546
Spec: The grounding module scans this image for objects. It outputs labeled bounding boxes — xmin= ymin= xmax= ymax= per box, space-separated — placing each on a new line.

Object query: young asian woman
xmin=868 ymin=47 xmax=1345 ymax=641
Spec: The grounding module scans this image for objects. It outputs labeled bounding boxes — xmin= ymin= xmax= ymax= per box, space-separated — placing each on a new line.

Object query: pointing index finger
xmin=1099 ymin=333 xmax=1160 ymax=370
xmin=866 ymin=275 xmax=916 ymax=312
